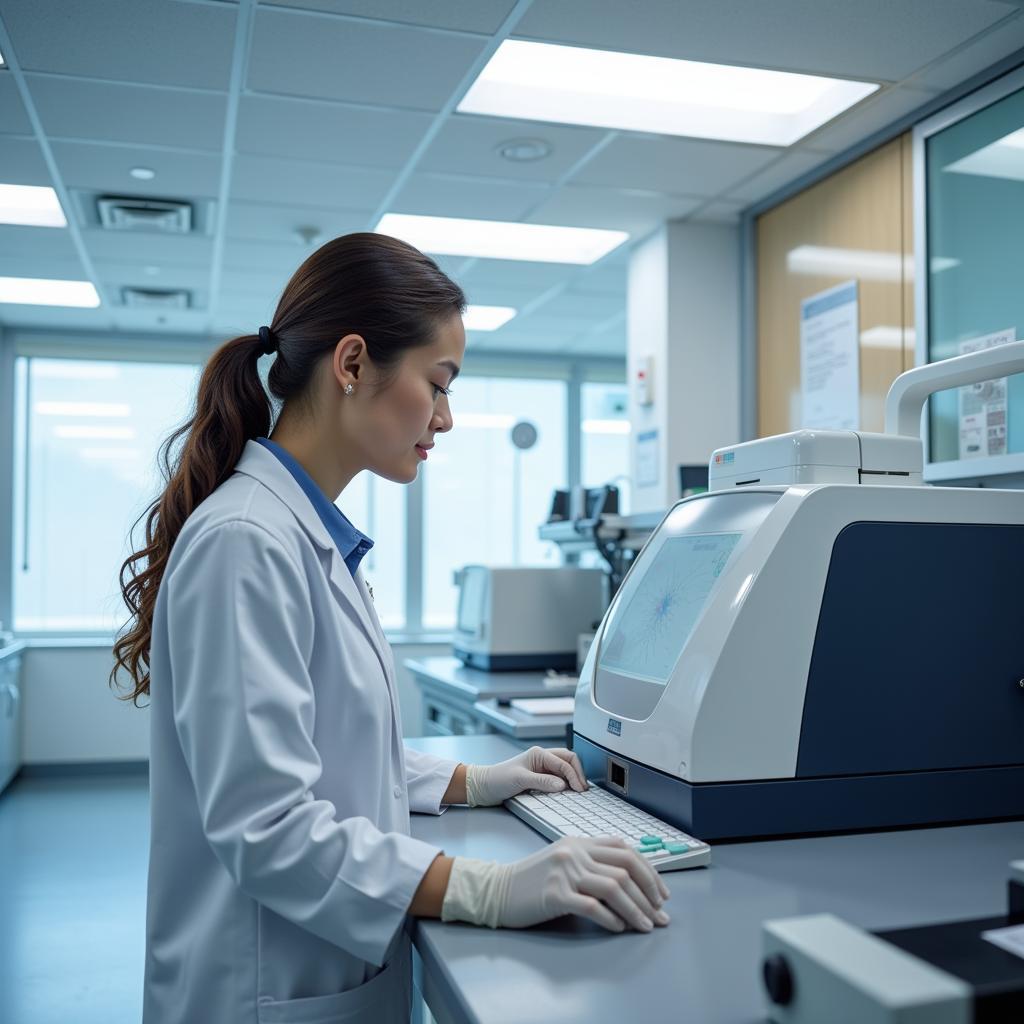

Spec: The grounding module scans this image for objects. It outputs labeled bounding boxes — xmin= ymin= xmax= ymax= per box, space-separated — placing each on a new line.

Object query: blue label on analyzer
xmin=607 ymin=718 xmax=622 ymax=736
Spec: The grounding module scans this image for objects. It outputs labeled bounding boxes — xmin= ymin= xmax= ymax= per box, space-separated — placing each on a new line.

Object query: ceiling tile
xmin=225 ymin=201 xmax=369 ymax=244
xmin=535 ymin=288 xmax=625 ymax=321
xmin=572 ymin=135 xmax=781 ymax=196
xmin=686 ymin=199 xmax=748 ymax=224
xmin=0 ymin=254 xmax=85 ymax=280
xmin=266 ymin=0 xmax=517 ymax=34
xmin=234 ymin=95 xmax=433 ymax=170
xmin=27 ymin=75 xmax=227 ymax=151
xmin=459 ymin=257 xmax=581 ymax=292
xmin=211 ymin=290 xmax=279 ymax=324
xmin=513 ymin=0 xmax=1013 ymax=81
xmin=526 ymin=184 xmax=702 ymax=237
xmin=393 ymin=172 xmax=550 ymax=220
xmin=222 ymin=238 xmax=312 ymax=276
xmin=419 ymin=114 xmax=609 ymax=182
xmin=0 ymin=77 xmax=32 ymax=135
xmin=0 ymin=224 xmax=81 ymax=261
xmin=95 ymin=262 xmax=210 ymax=292
xmin=722 ymin=148 xmax=835 ymax=203
xmin=0 ymin=304 xmax=114 ymax=330
xmin=248 ymin=8 xmax=487 ymax=111
xmin=2 ymin=0 xmax=236 ymax=89
xmin=232 ymin=154 xmax=394 ymax=214
xmin=909 ymin=13 xmax=1024 ymax=91
xmin=80 ymin=229 xmax=214 ymax=267
xmin=221 ymin=269 xmax=293 ymax=295
xmin=0 ymin=137 xmax=52 ymax=186
xmin=50 ymin=141 xmax=222 ymax=198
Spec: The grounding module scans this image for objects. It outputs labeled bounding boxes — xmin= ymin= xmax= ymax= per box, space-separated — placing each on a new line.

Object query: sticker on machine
xmin=981 ymin=924 xmax=1024 ymax=961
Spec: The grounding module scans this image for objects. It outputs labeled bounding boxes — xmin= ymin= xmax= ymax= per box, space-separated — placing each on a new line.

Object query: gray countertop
xmin=404 ymin=656 xmax=577 ymax=701
xmin=406 ymin=735 xmax=1024 ymax=1024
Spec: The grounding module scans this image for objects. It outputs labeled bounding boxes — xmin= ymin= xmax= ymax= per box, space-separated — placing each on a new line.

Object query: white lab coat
xmin=144 ymin=439 xmax=459 ymax=1024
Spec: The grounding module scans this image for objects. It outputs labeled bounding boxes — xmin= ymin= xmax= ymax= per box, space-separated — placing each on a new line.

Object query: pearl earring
xmin=344 ymin=384 xmax=354 ymax=396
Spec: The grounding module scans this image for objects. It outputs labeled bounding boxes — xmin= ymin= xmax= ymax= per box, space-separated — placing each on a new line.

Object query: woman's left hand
xmin=465 ymin=746 xmax=588 ymax=807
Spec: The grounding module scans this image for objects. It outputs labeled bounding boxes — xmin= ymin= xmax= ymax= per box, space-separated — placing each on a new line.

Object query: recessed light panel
xmin=376 ymin=213 xmax=627 ymax=264
xmin=0 ymin=277 xmax=100 ymax=307
xmin=459 ymin=40 xmax=878 ymax=147
xmin=0 ymin=183 xmax=67 ymax=227
xmin=463 ymin=305 xmax=517 ymax=331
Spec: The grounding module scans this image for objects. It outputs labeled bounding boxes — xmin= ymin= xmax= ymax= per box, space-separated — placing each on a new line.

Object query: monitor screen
xmin=597 ymin=532 xmax=741 ymax=685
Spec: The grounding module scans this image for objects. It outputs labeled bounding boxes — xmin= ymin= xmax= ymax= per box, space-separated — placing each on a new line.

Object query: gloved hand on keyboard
xmin=441 ymin=835 xmax=671 ymax=933
xmin=466 ymin=746 xmax=587 ymax=807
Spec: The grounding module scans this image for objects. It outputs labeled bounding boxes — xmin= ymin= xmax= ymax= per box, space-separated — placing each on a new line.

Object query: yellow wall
xmin=756 ymin=133 xmax=915 ymax=437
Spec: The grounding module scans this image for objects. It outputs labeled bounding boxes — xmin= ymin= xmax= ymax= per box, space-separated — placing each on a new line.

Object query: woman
xmin=113 ymin=233 xmax=669 ymax=1024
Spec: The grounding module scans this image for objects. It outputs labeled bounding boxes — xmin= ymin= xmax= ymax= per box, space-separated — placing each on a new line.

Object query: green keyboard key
xmin=637 ymin=840 xmax=663 ymax=852
xmin=640 ymin=835 xmax=662 ymax=845
xmin=664 ymin=842 xmax=687 ymax=854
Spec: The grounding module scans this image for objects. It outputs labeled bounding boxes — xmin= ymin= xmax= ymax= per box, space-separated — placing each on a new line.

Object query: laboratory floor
xmin=0 ymin=773 xmax=149 ymax=1024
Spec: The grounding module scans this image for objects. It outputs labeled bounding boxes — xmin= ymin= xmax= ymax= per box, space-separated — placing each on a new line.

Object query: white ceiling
xmin=1 ymin=0 xmax=1023 ymax=357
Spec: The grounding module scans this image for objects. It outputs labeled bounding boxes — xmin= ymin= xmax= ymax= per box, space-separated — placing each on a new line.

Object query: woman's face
xmin=342 ymin=313 xmax=466 ymax=484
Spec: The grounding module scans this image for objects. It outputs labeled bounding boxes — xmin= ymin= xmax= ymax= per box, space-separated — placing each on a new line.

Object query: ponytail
xmin=110 ymin=231 xmax=465 ymax=704
xmin=110 ymin=334 xmax=270 ymax=704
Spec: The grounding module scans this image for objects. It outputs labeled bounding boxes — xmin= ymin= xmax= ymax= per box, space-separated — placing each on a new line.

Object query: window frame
xmin=1 ymin=328 xmax=624 ymax=642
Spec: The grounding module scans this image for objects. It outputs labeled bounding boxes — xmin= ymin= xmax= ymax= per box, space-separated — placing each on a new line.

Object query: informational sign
xmin=958 ymin=327 xmax=1015 ymax=460
xmin=800 ymin=280 xmax=860 ymax=430
xmin=636 ymin=428 xmax=659 ymax=487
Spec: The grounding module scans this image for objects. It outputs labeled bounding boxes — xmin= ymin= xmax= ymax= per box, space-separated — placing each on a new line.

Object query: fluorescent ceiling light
xmin=582 ymin=419 xmax=631 ymax=435
xmin=31 ymin=362 xmax=120 ymax=380
xmin=786 ymin=245 xmax=958 ymax=282
xmin=376 ymin=213 xmax=627 ymax=264
xmin=52 ymin=425 xmax=135 ymax=440
xmin=463 ymin=305 xmax=516 ymax=331
xmin=860 ymin=326 xmax=916 ymax=350
xmin=945 ymin=128 xmax=1024 ymax=182
xmin=0 ymin=276 xmax=99 ymax=307
xmin=0 ymin=49 xmax=5 ymax=68
xmin=36 ymin=401 xmax=130 ymax=418
xmin=0 ymin=183 xmax=67 ymax=227
xmin=458 ymin=40 xmax=878 ymax=147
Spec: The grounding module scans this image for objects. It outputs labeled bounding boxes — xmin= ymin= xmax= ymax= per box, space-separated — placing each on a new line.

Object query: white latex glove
xmin=465 ymin=746 xmax=587 ymax=807
xmin=441 ymin=836 xmax=671 ymax=933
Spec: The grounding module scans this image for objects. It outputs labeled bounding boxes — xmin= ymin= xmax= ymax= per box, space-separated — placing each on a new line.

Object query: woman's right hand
xmin=440 ymin=836 xmax=671 ymax=933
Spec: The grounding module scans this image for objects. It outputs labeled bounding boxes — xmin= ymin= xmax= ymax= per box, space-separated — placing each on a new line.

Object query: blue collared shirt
xmin=256 ymin=437 xmax=373 ymax=576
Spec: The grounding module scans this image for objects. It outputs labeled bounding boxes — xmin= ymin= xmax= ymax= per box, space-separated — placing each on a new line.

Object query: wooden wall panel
xmin=756 ymin=133 xmax=915 ymax=437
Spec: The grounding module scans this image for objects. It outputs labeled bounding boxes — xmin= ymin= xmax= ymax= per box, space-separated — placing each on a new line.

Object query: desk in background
xmin=404 ymin=656 xmax=574 ymax=746
xmin=406 ymin=735 xmax=1024 ymax=1024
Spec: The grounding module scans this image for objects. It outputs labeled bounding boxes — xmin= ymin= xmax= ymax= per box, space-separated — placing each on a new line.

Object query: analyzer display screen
xmin=598 ymin=532 xmax=741 ymax=685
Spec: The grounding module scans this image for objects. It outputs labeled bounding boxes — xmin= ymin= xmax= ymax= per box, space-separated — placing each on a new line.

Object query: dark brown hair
xmin=111 ymin=232 xmax=465 ymax=704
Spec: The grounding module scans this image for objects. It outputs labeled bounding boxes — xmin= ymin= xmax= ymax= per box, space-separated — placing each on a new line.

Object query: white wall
xmin=20 ymin=640 xmax=449 ymax=765
xmin=628 ymin=220 xmax=741 ymax=511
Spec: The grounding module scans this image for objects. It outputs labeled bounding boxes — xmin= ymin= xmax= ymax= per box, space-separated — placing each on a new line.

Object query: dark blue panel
xmin=574 ymin=732 xmax=1024 ymax=840
xmin=452 ymin=648 xmax=576 ymax=672
xmin=797 ymin=522 xmax=1024 ymax=778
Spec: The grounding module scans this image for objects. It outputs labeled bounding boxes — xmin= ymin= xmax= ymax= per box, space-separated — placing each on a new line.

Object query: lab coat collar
xmin=232 ymin=441 xmax=395 ymax=693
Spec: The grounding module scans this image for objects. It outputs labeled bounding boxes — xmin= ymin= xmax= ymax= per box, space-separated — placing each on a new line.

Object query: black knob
xmin=763 ymin=954 xmax=795 ymax=1006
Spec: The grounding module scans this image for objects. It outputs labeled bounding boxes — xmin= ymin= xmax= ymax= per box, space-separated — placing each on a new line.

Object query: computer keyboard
xmin=505 ymin=784 xmax=711 ymax=871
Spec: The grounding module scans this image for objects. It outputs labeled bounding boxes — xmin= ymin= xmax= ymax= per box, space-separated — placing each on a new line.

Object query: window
xmin=421 ymin=376 xmax=567 ymax=629
xmin=581 ymin=381 xmax=631 ymax=513
xmin=13 ymin=357 xmax=200 ymax=632
xmin=335 ymin=472 xmax=406 ymax=630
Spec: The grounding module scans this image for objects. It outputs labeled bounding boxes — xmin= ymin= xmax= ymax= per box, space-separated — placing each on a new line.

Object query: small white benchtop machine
xmin=573 ymin=342 xmax=1024 ymax=840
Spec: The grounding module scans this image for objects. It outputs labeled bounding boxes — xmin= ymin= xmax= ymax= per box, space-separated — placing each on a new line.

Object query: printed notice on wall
xmin=636 ymin=429 xmax=659 ymax=487
xmin=800 ymin=280 xmax=860 ymax=430
xmin=958 ymin=327 xmax=1015 ymax=460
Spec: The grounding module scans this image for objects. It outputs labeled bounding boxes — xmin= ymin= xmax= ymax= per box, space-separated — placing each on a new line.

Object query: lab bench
xmin=406 ymin=734 xmax=1024 ymax=1024
xmin=404 ymin=657 xmax=575 ymax=745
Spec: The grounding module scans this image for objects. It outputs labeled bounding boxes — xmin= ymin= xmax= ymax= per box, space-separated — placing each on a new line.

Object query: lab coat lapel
xmin=233 ymin=441 xmax=394 ymax=687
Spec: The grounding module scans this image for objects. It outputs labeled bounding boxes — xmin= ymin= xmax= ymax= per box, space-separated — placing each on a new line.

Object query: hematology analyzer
xmin=572 ymin=342 xmax=1024 ymax=840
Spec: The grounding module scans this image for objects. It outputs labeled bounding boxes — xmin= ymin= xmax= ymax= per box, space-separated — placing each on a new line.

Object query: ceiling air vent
xmin=121 ymin=287 xmax=190 ymax=310
xmin=98 ymin=195 xmax=193 ymax=233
